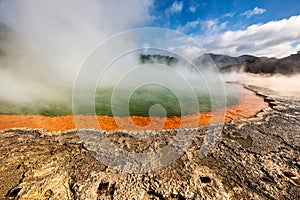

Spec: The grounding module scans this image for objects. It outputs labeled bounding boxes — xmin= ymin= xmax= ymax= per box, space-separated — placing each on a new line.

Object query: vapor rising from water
xmin=234 ymin=73 xmax=300 ymax=98
xmin=0 ymin=0 xmax=153 ymax=103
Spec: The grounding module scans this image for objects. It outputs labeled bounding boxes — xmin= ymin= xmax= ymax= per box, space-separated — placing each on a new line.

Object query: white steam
xmin=0 ymin=0 xmax=153 ymax=102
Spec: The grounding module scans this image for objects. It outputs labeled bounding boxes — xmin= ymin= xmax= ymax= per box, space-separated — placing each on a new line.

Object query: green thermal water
xmin=0 ymin=84 xmax=240 ymax=117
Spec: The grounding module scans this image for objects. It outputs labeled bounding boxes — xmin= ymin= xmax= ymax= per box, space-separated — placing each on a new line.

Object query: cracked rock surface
xmin=0 ymin=85 xmax=299 ymax=199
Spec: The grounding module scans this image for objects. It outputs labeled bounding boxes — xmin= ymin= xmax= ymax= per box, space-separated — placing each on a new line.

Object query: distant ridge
xmin=193 ymin=53 xmax=259 ymax=69
xmin=243 ymin=52 xmax=300 ymax=74
xmin=140 ymin=52 xmax=300 ymax=75
xmin=195 ymin=52 xmax=300 ymax=75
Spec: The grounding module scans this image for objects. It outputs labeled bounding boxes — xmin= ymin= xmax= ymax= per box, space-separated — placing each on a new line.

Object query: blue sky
xmin=141 ymin=0 xmax=300 ymax=57
xmin=0 ymin=0 xmax=299 ymax=58
xmin=149 ymin=0 xmax=300 ymax=32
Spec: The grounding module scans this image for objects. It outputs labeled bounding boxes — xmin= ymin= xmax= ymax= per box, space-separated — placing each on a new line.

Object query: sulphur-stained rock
xmin=0 ymin=85 xmax=300 ymax=199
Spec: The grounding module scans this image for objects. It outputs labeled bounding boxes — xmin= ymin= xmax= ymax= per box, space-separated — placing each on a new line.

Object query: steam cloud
xmin=0 ymin=0 xmax=153 ymax=102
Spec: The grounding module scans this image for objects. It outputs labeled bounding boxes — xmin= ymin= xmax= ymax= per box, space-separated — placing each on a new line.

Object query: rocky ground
xmin=0 ymin=84 xmax=299 ymax=200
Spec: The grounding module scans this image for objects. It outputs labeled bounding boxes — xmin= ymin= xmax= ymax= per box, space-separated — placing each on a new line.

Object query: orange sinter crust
xmin=0 ymin=87 xmax=268 ymax=131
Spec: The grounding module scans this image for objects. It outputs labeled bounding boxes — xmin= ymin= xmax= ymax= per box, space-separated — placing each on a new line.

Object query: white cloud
xmin=176 ymin=19 xmax=227 ymax=35
xmin=240 ymin=7 xmax=266 ymax=18
xmin=200 ymin=19 xmax=227 ymax=35
xmin=204 ymin=15 xmax=300 ymax=58
xmin=222 ymin=12 xmax=235 ymax=18
xmin=176 ymin=19 xmax=201 ymax=33
xmin=169 ymin=45 xmax=204 ymax=59
xmin=170 ymin=1 xmax=183 ymax=14
xmin=188 ymin=3 xmax=207 ymax=13
xmin=189 ymin=6 xmax=196 ymax=13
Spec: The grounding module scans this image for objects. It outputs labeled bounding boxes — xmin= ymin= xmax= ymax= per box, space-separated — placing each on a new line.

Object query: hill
xmin=195 ymin=52 xmax=300 ymax=75
xmin=193 ymin=53 xmax=259 ymax=72
xmin=243 ymin=52 xmax=300 ymax=75
xmin=140 ymin=52 xmax=300 ymax=75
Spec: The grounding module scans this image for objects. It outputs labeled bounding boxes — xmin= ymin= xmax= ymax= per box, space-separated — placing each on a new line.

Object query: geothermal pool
xmin=0 ymin=84 xmax=268 ymax=131
xmin=0 ymin=84 xmax=241 ymax=117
